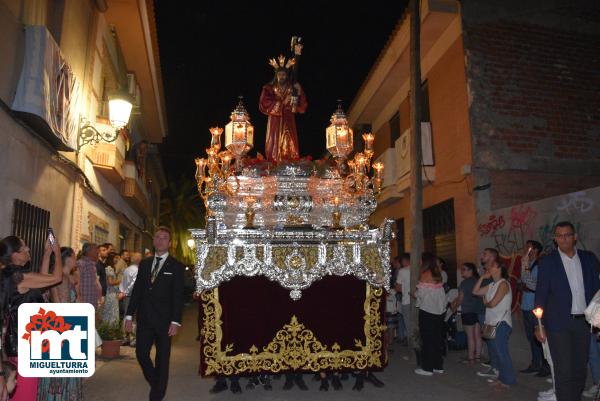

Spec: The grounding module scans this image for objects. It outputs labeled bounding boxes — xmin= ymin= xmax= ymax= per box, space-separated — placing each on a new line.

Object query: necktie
xmin=151 ymin=256 xmax=162 ymax=283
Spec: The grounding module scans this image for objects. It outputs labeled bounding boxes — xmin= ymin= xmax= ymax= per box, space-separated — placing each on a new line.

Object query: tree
xmin=159 ymin=176 xmax=205 ymax=265
xmin=408 ymin=0 xmax=424 ymax=349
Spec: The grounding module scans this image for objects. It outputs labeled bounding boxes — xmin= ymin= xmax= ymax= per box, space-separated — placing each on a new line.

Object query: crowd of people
xmin=0 ymin=232 xmax=143 ymax=401
xmin=0 ymin=220 xmax=597 ymax=401
xmin=384 ymin=220 xmax=600 ymax=401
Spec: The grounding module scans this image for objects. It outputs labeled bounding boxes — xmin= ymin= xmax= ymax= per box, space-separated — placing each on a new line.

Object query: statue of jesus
xmin=259 ymin=42 xmax=308 ymax=162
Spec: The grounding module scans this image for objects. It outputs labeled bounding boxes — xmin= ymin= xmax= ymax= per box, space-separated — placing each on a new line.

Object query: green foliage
xmin=97 ymin=320 xmax=123 ymax=340
xmin=160 ymin=175 xmax=205 ymax=265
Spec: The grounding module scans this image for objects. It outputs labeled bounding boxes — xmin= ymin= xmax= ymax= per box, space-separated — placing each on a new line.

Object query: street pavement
xmin=84 ymin=304 xmax=563 ymax=401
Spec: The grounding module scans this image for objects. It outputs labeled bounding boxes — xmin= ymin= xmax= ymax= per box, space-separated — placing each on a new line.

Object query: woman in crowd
xmin=37 ymin=247 xmax=83 ymax=401
xmin=101 ymin=252 xmax=120 ymax=324
xmin=451 ymin=262 xmax=484 ymax=364
xmin=473 ymin=259 xmax=515 ymax=389
xmin=0 ymin=235 xmax=63 ymax=401
xmin=414 ymin=253 xmax=447 ymax=377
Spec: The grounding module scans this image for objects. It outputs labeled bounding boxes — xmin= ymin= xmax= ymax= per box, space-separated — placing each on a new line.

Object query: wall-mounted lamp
xmin=473 ymin=183 xmax=491 ymax=191
xmin=78 ymin=91 xmax=133 ymax=150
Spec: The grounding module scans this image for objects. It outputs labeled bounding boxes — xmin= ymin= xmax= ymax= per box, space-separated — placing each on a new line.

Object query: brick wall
xmin=462 ymin=0 xmax=600 ymax=210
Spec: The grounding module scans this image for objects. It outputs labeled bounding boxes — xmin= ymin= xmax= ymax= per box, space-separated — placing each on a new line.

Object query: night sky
xmin=154 ymin=1 xmax=407 ymax=181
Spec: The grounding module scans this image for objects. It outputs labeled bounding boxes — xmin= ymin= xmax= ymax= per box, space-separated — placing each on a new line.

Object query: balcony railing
xmin=121 ymin=160 xmax=150 ymax=214
xmin=84 ymin=121 xmax=127 ymax=184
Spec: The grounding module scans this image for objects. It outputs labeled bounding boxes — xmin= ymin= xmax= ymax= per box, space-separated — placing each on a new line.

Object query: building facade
xmin=0 ymin=0 xmax=167 ymax=264
xmin=349 ymin=0 xmax=600 ymax=286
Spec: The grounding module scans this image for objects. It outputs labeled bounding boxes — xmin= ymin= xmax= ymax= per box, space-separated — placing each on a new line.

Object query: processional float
xmin=192 ymin=39 xmax=393 ymax=377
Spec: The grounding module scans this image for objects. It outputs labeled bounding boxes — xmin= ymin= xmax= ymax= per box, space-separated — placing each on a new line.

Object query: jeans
xmin=487 ymin=322 xmax=516 ymax=385
xmin=402 ymin=304 xmax=412 ymax=339
xmin=589 ymin=333 xmax=600 ymax=383
xmin=522 ymin=309 xmax=544 ymax=368
xmin=397 ymin=311 xmax=407 ymax=339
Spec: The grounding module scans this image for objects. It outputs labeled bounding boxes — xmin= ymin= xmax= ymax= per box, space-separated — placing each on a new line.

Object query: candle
xmin=209 ymin=126 xmax=223 ymax=151
xmin=533 ymin=307 xmax=544 ymax=327
xmin=220 ymin=151 xmax=232 ymax=171
xmin=362 ymin=133 xmax=375 ymax=152
xmin=195 ymin=158 xmax=207 ymax=179
xmin=373 ymin=161 xmax=384 ymax=179
xmin=333 ymin=196 xmax=340 ymax=207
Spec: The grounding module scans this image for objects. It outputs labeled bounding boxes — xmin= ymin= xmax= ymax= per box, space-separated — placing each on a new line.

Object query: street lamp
xmin=78 ymin=90 xmax=133 ymax=150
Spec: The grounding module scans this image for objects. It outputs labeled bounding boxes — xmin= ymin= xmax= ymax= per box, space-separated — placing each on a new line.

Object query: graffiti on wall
xmin=478 ymin=187 xmax=599 ymax=258
xmin=478 ymin=186 xmax=600 ymax=312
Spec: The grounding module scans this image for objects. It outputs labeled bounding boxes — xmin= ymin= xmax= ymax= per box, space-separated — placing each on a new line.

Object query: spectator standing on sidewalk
xmin=519 ymin=240 xmax=550 ymax=377
xmin=451 ymin=262 xmax=484 ymax=364
xmin=395 ymin=253 xmax=411 ymax=344
xmin=120 ymin=252 xmax=141 ymax=346
xmin=474 ymin=258 xmax=515 ymax=389
xmin=77 ymin=243 xmax=102 ymax=309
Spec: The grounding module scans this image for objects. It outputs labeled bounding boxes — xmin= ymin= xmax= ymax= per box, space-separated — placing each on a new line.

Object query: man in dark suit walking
xmin=535 ymin=221 xmax=600 ymax=401
xmin=124 ymin=227 xmax=185 ymax=401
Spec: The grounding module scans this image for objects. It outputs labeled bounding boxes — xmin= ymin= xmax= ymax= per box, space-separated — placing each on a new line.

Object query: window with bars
xmin=12 ymin=199 xmax=50 ymax=272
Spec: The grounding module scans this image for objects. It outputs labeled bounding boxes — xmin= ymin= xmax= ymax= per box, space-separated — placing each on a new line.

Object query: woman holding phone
xmin=0 ymin=234 xmax=63 ymax=401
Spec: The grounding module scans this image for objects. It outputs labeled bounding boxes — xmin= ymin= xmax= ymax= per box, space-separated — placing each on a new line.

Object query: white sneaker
xmin=476 ymin=368 xmax=498 ymax=378
xmin=538 ymin=388 xmax=555 ymax=401
xmin=414 ymin=368 xmax=433 ymax=376
xmin=433 ymin=369 xmax=444 ymax=374
xmin=583 ymin=384 xmax=599 ymax=398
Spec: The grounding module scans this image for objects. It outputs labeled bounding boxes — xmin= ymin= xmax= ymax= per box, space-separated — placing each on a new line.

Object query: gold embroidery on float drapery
xmin=200 ymin=285 xmax=385 ymax=375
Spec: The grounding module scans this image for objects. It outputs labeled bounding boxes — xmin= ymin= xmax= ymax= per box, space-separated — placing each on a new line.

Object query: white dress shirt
xmin=559 ymin=248 xmax=587 ymax=314
xmin=119 ymin=264 xmax=139 ymax=295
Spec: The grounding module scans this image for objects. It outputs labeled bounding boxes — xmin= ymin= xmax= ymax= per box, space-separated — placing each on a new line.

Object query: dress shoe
xmin=319 ymin=379 xmax=329 ymax=391
xmin=230 ymin=380 xmax=242 ymax=394
xmin=294 ymin=375 xmax=308 ymax=390
xmin=246 ymin=377 xmax=258 ymax=390
xmin=352 ymin=375 xmax=364 ymax=391
xmin=520 ymin=365 xmax=539 ymax=374
xmin=365 ymin=372 xmax=385 ymax=387
xmin=535 ymin=367 xmax=551 ymax=377
xmin=209 ymin=380 xmax=228 ymax=394
xmin=331 ymin=375 xmax=343 ymax=390
xmin=282 ymin=378 xmax=294 ymax=390
xmin=258 ymin=374 xmax=272 ymax=391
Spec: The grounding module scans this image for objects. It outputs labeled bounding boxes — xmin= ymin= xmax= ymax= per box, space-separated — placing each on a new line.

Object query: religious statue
xmin=259 ymin=38 xmax=308 ymax=162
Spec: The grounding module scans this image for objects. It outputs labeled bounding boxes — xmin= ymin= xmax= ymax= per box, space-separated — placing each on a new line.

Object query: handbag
xmin=481 ymin=322 xmax=498 ymax=340
xmin=482 ymin=298 xmax=509 ymax=340
xmin=3 ymin=307 xmax=19 ymax=357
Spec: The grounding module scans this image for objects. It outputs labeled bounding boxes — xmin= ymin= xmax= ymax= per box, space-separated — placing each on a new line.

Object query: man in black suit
xmin=535 ymin=221 xmax=600 ymax=401
xmin=125 ymin=227 xmax=185 ymax=401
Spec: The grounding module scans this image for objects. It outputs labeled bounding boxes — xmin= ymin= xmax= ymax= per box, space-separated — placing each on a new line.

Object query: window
xmin=12 ymin=200 xmax=50 ymax=272
xmin=389 ymin=112 xmax=401 ymax=144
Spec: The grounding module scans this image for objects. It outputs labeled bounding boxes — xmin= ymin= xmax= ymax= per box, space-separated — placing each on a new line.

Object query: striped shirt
xmin=77 ymin=257 xmax=99 ymax=308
